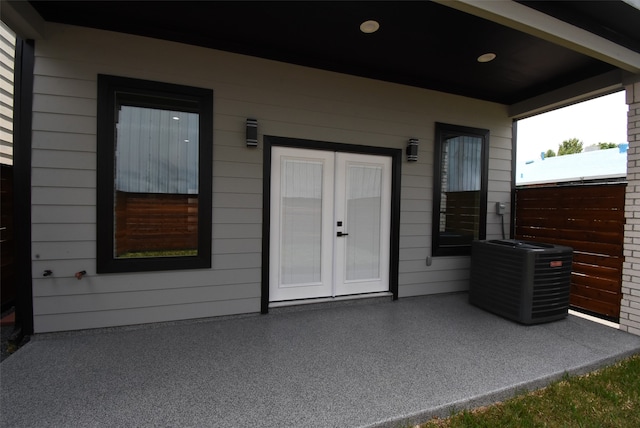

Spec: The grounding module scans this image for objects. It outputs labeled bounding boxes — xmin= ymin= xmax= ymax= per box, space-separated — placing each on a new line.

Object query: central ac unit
xmin=470 ymin=239 xmax=573 ymax=324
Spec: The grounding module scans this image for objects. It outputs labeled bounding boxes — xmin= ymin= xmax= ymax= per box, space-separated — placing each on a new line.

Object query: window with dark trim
xmin=97 ymin=75 xmax=212 ymax=273
xmin=432 ymin=122 xmax=489 ymax=256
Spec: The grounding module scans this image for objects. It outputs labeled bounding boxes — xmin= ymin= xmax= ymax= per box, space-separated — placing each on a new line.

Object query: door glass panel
xmin=438 ymin=135 xmax=482 ymax=247
xmin=346 ymin=163 xmax=382 ymax=281
xmin=280 ymin=159 xmax=323 ymax=285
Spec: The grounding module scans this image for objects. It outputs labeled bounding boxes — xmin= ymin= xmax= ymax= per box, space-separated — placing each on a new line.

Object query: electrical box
xmin=495 ymin=202 xmax=506 ymax=215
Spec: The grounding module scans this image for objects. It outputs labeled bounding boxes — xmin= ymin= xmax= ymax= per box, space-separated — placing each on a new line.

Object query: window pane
xmin=442 ymin=136 xmax=482 ymax=192
xmin=114 ymin=103 xmax=199 ymax=258
xmin=280 ymin=159 xmax=323 ymax=285
xmin=346 ymin=163 xmax=382 ymax=281
xmin=439 ymin=136 xmax=482 ymax=246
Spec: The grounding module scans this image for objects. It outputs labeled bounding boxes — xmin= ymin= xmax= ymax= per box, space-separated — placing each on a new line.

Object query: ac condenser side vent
xmin=531 ymin=252 xmax=573 ymax=321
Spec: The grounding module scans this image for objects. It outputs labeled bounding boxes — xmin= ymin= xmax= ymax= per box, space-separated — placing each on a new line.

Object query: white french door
xmin=334 ymin=152 xmax=391 ymax=295
xmin=269 ymin=147 xmax=391 ymax=302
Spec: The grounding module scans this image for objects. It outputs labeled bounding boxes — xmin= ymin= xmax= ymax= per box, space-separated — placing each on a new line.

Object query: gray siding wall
xmin=31 ymin=23 xmax=512 ymax=332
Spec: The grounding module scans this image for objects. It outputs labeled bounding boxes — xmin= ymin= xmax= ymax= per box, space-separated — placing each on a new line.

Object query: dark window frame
xmin=97 ymin=75 xmax=213 ymax=273
xmin=432 ymin=122 xmax=489 ymax=256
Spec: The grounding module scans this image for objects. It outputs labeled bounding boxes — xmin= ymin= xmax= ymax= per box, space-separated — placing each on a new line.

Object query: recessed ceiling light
xmin=172 ymin=116 xmax=180 ymax=120
xmin=360 ymin=20 xmax=380 ymax=34
xmin=477 ymin=53 xmax=497 ymax=63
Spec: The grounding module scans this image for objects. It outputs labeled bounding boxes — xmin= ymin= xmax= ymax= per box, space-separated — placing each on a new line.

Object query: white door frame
xmin=261 ymin=136 xmax=401 ymax=312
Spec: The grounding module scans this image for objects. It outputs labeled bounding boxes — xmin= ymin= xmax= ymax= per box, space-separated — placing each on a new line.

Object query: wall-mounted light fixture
xmin=407 ymin=138 xmax=419 ymax=162
xmin=246 ymin=118 xmax=258 ymax=147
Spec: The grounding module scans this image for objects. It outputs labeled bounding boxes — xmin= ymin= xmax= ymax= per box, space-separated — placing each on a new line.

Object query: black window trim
xmin=432 ymin=122 xmax=489 ymax=257
xmin=96 ymin=74 xmax=213 ymax=273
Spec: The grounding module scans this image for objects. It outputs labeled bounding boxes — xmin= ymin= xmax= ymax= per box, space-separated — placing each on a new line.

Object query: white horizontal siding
xmin=32 ymin=206 xmax=95 ymax=224
xmin=32 ymin=111 xmax=95 ymax=134
xmin=33 ymin=241 xmax=96 ymax=260
xmin=33 ymin=75 xmax=95 ymax=99
xmin=33 ymin=282 xmax=259 ymax=314
xmin=212 ymin=193 xmax=262 ymax=209
xmin=32 ymin=130 xmax=95 ymax=152
xmin=31 ymin=187 xmax=94 ymax=206
xmin=212 ymin=224 xmax=262 ymax=239
xmin=33 ymin=299 xmax=261 ymax=333
xmin=213 ymin=161 xmax=262 ymax=179
xmin=212 ymin=254 xmax=261 ymax=270
xmin=213 ymin=177 xmax=262 ymax=194
xmin=212 ymin=208 xmax=262 ymax=224
xmin=213 ymin=145 xmax=262 ymax=165
xmin=31 ymin=23 xmax=513 ymax=332
xmin=0 ymin=21 xmax=15 ymax=165
xmin=32 ymin=266 xmax=261 ymax=295
xmin=32 ymin=168 xmax=94 ymax=188
xmin=32 ymin=223 xmax=95 ymax=241
xmin=0 ymin=133 xmax=12 ymax=162
xmin=33 ymin=93 xmax=96 ymax=116
xmin=399 ymin=257 xmax=472 ymax=297
xmin=32 ymin=149 xmax=95 ymax=169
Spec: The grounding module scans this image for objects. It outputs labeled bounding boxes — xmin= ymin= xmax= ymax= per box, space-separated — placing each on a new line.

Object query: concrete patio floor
xmin=2 ymin=293 xmax=640 ymax=427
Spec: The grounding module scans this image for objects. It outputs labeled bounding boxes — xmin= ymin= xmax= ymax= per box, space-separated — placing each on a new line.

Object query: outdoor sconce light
xmin=407 ymin=138 xmax=419 ymax=162
xmin=246 ymin=118 xmax=258 ymax=147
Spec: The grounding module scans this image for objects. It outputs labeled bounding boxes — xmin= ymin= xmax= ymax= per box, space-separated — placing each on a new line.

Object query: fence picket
xmin=515 ymin=183 xmax=625 ymax=321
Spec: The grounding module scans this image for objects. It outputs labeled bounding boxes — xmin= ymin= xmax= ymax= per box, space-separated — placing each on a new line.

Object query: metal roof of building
xmin=516 ymin=145 xmax=628 ymax=185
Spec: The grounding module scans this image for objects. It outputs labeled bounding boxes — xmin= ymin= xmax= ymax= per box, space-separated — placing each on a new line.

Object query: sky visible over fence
xmin=516 ymin=91 xmax=627 ymax=163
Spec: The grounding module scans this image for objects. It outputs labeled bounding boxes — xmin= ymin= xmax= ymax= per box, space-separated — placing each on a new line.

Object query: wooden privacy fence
xmin=443 ymin=190 xmax=480 ymax=240
xmin=115 ymin=191 xmax=198 ymax=256
xmin=515 ymin=183 xmax=625 ymax=321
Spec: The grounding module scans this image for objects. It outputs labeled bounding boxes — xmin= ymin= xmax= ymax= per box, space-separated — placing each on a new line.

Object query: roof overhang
xmin=3 ymin=0 xmax=640 ymax=118
xmin=1 ymin=0 xmax=46 ymax=40
xmin=441 ymin=0 xmax=640 ymax=73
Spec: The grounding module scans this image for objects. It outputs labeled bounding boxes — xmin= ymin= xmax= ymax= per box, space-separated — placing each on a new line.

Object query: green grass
xmin=420 ymin=353 xmax=640 ymax=428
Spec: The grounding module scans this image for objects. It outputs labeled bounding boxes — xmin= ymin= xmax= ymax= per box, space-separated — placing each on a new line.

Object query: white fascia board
xmin=622 ymin=0 xmax=640 ymax=11
xmin=1 ymin=0 xmax=46 ymax=40
xmin=508 ymin=70 xmax=625 ymax=119
xmin=436 ymin=0 xmax=640 ymax=74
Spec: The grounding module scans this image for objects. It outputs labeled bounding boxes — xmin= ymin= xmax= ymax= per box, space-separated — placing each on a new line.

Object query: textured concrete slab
xmin=2 ymin=293 xmax=640 ymax=427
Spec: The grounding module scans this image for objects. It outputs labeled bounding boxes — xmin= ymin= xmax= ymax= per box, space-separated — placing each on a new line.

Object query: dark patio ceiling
xmin=28 ymin=1 xmax=640 ymax=106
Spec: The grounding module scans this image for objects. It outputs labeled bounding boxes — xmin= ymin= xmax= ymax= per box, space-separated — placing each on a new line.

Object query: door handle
xmin=337 ymin=232 xmax=349 ymax=237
